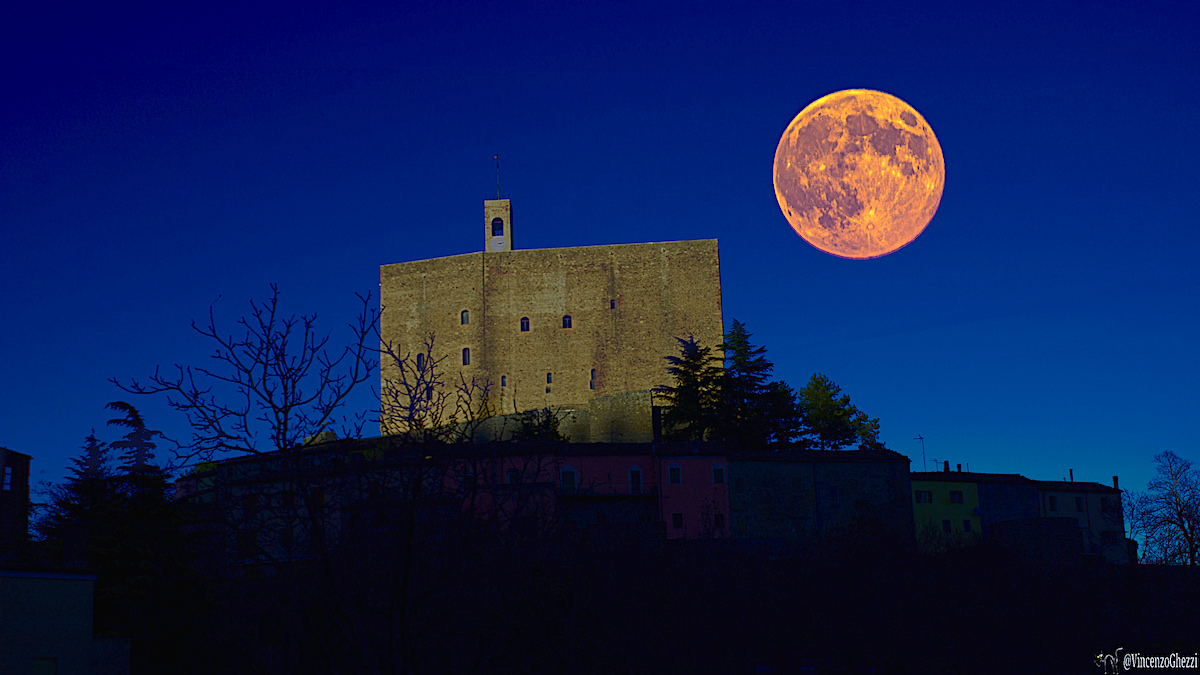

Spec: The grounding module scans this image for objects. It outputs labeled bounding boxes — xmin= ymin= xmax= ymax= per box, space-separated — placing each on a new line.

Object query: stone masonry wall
xmin=379 ymin=240 xmax=723 ymax=438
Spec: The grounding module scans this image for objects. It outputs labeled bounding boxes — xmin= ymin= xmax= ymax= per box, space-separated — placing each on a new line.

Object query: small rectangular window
xmin=669 ymin=466 xmax=681 ymax=484
xmin=915 ymin=490 xmax=933 ymax=504
xmin=712 ymin=466 xmax=725 ymax=484
xmin=629 ymin=469 xmax=642 ymax=495
xmin=610 ymin=299 xmax=616 ymax=309
xmin=950 ymin=490 xmax=963 ymax=504
xmin=501 ymin=375 xmax=507 ymax=387
xmin=560 ymin=469 xmax=576 ymax=492
xmin=546 ymin=372 xmax=552 ymax=384
xmin=507 ymin=469 xmax=520 ymax=484
xmin=942 ymin=520 xmax=952 ymax=533
xmin=3 ymin=466 xmax=11 ymax=491
xmin=672 ymin=513 xmax=684 ymax=529
xmin=963 ymin=520 xmax=972 ymax=532
xmin=1049 ymin=496 xmax=1058 ymax=512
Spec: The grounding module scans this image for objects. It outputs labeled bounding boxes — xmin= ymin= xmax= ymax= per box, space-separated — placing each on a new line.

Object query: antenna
xmin=914 ymin=434 xmax=926 ymax=472
xmin=494 ymin=154 xmax=501 ymax=199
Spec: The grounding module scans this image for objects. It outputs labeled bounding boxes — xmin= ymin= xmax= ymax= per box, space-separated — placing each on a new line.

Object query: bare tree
xmin=1133 ymin=451 xmax=1200 ymax=565
xmin=114 ymin=284 xmax=378 ymax=467
xmin=378 ymin=332 xmax=494 ymax=444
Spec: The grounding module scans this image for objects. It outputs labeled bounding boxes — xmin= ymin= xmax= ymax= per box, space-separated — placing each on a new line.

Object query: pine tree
xmin=655 ymin=335 xmax=722 ymax=441
xmin=718 ymin=320 xmax=776 ymax=449
xmin=797 ymin=374 xmax=885 ymax=451
xmin=106 ymin=401 xmax=163 ymax=472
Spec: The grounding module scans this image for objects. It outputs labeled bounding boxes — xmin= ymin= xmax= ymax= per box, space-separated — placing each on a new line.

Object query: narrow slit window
xmin=461 ymin=309 xmax=469 ymax=325
xmin=415 ymin=353 xmax=425 ymax=372
xmin=589 ymin=368 xmax=596 ymax=390
xmin=562 ymin=315 xmax=572 ymax=328
xmin=462 ymin=347 xmax=470 ymax=366
xmin=610 ymin=299 xmax=616 ymax=309
xmin=520 ymin=317 xmax=530 ymax=332
xmin=546 ymin=372 xmax=552 ymax=384
xmin=501 ymin=375 xmax=507 ymax=387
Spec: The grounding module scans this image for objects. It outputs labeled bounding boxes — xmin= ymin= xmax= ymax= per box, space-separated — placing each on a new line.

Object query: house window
xmin=461 ymin=309 xmax=469 ymax=325
xmin=1049 ymin=496 xmax=1058 ymax=512
xmin=462 ymin=348 xmax=470 ymax=366
xmin=415 ymin=352 xmax=425 ymax=372
xmin=712 ymin=466 xmax=725 ymax=484
xmin=1102 ymin=530 xmax=1120 ymax=545
xmin=950 ymin=490 xmax=964 ymax=504
xmin=501 ymin=375 xmax=507 ymax=387
xmin=942 ymin=520 xmax=952 ymax=533
xmin=629 ymin=468 xmax=642 ymax=495
xmin=1076 ymin=496 xmax=1084 ymax=512
xmin=546 ymin=372 xmax=552 ymax=384
xmin=562 ymin=315 xmax=572 ymax=328
xmin=2 ymin=466 xmax=11 ymax=491
xmin=610 ymin=299 xmax=615 ymax=309
xmin=668 ymin=465 xmax=681 ymax=484
xmin=590 ymin=368 xmax=596 ymax=390
xmin=963 ymin=520 xmax=972 ymax=532
xmin=426 ymin=386 xmax=433 ymax=401
xmin=507 ymin=469 xmax=520 ymax=484
xmin=491 ymin=217 xmax=503 ymax=236
xmin=560 ymin=467 xmax=576 ymax=492
xmin=714 ymin=512 xmax=725 ymax=529
xmin=915 ymin=490 xmax=933 ymax=504
xmin=520 ymin=317 xmax=530 ymax=332
xmin=672 ymin=513 xmax=684 ymax=529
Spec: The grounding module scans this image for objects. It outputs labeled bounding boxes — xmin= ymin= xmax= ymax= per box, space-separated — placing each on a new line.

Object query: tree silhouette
xmin=106 ymin=400 xmax=164 ymax=471
xmin=1130 ymin=451 xmax=1200 ymax=565
xmin=114 ymin=284 xmax=378 ymax=466
xmin=655 ymin=335 xmax=722 ymax=441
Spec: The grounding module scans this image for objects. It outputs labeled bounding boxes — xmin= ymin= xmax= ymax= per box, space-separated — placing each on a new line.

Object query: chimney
xmin=956 ymin=463 xmax=962 ymax=473
xmin=1113 ymin=475 xmax=1119 ymax=490
xmin=943 ymin=460 xmax=949 ymax=473
xmin=1069 ymin=469 xmax=1074 ymax=482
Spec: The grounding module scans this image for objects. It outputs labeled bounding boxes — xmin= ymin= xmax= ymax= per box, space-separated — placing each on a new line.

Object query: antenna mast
xmin=914 ymin=434 xmax=926 ymax=471
xmin=494 ymin=154 xmax=501 ymax=199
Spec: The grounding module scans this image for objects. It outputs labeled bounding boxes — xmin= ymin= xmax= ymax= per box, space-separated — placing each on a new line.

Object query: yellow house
xmin=911 ymin=464 xmax=982 ymax=552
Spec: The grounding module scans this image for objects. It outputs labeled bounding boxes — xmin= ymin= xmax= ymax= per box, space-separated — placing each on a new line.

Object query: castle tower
xmin=485 ymin=199 xmax=512 ymax=252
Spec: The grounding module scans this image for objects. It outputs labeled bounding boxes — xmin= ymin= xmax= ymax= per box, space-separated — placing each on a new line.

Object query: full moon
xmin=773 ymin=89 xmax=945 ymax=259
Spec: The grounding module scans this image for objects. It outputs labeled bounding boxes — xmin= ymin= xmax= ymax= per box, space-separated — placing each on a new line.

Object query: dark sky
xmin=3 ymin=0 xmax=1197 ymax=493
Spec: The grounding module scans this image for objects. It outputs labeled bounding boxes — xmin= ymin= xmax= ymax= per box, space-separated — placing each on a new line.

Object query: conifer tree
xmin=718 ymin=320 xmax=776 ymax=449
xmin=797 ymin=373 xmax=884 ymax=451
xmin=106 ymin=400 xmax=163 ymax=472
xmin=656 ymin=335 xmax=722 ymax=441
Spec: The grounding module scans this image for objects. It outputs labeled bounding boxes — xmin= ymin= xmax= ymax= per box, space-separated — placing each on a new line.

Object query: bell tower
xmin=485 ymin=198 xmax=512 ymax=252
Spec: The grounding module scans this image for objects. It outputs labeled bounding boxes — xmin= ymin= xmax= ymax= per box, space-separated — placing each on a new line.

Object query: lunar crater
xmin=773 ymin=89 xmax=944 ymax=259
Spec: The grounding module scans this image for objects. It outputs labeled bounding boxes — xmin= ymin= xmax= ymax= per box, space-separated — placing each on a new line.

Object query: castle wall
xmin=380 ymin=239 xmax=723 ymax=436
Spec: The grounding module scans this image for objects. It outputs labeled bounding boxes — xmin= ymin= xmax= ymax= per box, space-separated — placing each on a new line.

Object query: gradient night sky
xmin=3 ymin=1 xmax=1197 ymax=495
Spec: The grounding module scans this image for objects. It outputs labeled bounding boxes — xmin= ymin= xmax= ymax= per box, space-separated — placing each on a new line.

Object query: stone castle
xmin=379 ymin=198 xmax=724 ymax=442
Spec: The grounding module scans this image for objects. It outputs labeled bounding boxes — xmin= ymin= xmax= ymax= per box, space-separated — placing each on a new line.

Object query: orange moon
xmin=773 ymin=89 xmax=945 ymax=259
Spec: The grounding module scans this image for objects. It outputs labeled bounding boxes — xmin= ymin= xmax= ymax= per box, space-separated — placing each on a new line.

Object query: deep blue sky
xmin=3 ymin=0 xmax=1197 ymax=496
